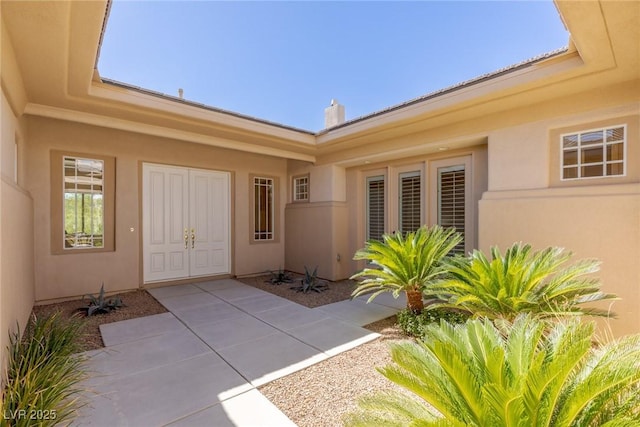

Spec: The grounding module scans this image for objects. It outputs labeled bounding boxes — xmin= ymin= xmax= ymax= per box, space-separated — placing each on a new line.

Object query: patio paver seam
xmin=189 ymin=285 xmax=339 ymax=355
xmin=154 ymin=282 xmax=381 ymax=384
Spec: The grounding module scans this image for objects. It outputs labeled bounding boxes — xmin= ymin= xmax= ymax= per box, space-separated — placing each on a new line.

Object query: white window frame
xmin=253 ymin=176 xmax=275 ymax=241
xmin=560 ymin=124 xmax=626 ymax=181
xmin=292 ymin=174 xmax=309 ymax=202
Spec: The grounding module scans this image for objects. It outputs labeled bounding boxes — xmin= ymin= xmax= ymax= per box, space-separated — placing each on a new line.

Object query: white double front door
xmin=142 ymin=163 xmax=230 ymax=283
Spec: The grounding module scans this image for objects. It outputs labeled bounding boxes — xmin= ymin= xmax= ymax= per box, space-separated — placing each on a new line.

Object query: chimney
xmin=324 ymin=99 xmax=345 ymax=128
xmin=178 ymin=88 xmax=184 ymax=99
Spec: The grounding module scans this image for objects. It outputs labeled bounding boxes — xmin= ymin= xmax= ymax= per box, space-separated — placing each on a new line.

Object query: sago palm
xmin=426 ymin=243 xmax=618 ymax=321
xmin=344 ymin=315 xmax=640 ymax=427
xmin=351 ymin=225 xmax=462 ymax=313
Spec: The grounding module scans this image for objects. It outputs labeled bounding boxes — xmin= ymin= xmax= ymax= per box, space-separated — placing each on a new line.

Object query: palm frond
xmin=351 ymin=225 xmax=462 ymax=311
xmin=430 ymin=243 xmax=617 ymax=321
xmin=346 ymin=315 xmax=640 ymax=427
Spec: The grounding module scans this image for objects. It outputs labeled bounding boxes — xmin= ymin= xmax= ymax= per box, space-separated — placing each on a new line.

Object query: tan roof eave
xmin=88 ymin=80 xmax=317 ymax=145
xmin=316 ymin=50 xmax=585 ymax=147
xmin=24 ymin=103 xmax=316 ymax=162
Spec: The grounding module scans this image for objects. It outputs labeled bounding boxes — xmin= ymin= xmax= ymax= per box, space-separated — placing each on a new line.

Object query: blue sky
xmin=99 ymin=1 xmax=568 ymax=132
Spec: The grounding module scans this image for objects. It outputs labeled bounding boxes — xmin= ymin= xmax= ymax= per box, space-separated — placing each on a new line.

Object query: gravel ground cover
xmin=260 ymin=315 xmax=412 ymax=427
xmin=30 ymin=289 xmax=167 ymax=352
xmin=236 ymin=272 xmax=356 ymax=308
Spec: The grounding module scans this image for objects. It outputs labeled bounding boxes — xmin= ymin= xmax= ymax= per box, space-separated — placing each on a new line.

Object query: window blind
xmin=399 ymin=172 xmax=421 ymax=234
xmin=367 ymin=176 xmax=385 ymax=241
xmin=438 ymin=166 xmax=465 ymax=254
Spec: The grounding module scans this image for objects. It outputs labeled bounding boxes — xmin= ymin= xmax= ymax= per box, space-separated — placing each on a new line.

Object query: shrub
xmin=2 ymin=312 xmax=87 ymax=427
xmin=396 ymin=307 xmax=470 ymax=338
xmin=351 ymin=225 xmax=462 ymax=313
xmin=426 ymin=243 xmax=618 ymax=321
xmin=345 ymin=315 xmax=640 ymax=426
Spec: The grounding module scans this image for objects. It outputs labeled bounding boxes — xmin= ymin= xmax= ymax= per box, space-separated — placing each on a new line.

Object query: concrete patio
xmin=75 ymin=279 xmax=404 ymax=426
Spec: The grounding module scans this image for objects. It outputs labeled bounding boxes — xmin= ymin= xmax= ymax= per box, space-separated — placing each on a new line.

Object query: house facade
xmin=1 ymin=0 xmax=639 ymax=366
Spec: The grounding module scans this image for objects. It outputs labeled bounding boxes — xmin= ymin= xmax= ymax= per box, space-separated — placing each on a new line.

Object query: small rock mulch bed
xmin=30 ymin=289 xmax=167 ymax=352
xmin=236 ymin=272 xmax=357 ymax=308
xmin=260 ymin=315 xmax=412 ymax=427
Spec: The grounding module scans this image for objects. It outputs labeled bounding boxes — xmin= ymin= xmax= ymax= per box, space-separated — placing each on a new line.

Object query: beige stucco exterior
xmin=25 ymin=116 xmax=288 ymax=301
xmin=480 ymin=103 xmax=640 ymax=336
xmin=1 ymin=0 xmax=639 ymax=371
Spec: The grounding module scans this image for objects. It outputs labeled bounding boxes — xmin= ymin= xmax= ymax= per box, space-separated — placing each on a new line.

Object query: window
xmin=366 ymin=175 xmax=385 ymax=241
xmin=50 ymin=151 xmax=114 ymax=254
xmin=63 ymin=156 xmax=104 ymax=249
xmin=561 ymin=125 xmax=625 ymax=180
xmin=438 ymin=165 xmax=465 ymax=254
xmin=254 ymin=176 xmax=275 ymax=241
xmin=399 ymin=171 xmax=421 ymax=234
xmin=293 ymin=175 xmax=309 ymax=202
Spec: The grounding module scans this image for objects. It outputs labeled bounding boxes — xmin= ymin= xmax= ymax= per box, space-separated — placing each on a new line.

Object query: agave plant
xmin=426 ymin=243 xmax=618 ymax=321
xmin=351 ymin=225 xmax=462 ymax=313
xmin=345 ymin=315 xmax=640 ymax=426
xmin=290 ymin=266 xmax=329 ymax=293
xmin=265 ymin=267 xmax=293 ymax=285
xmin=81 ymin=283 xmax=124 ymax=316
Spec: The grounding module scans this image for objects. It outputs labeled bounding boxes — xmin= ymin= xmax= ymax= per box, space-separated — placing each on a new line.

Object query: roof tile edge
xmin=317 ymin=46 xmax=569 ymax=135
xmin=100 ymin=78 xmax=316 ymax=135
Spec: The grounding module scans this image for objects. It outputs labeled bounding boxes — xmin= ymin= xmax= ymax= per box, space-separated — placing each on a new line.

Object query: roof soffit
xmin=1 ymin=1 xmax=72 ymax=106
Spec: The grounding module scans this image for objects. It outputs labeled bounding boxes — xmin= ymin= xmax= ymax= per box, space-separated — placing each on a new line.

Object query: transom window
xmin=254 ymin=177 xmax=274 ymax=241
xmin=63 ymin=156 xmax=104 ymax=249
xmin=561 ymin=125 xmax=625 ymax=180
xmin=293 ymin=175 xmax=309 ymax=202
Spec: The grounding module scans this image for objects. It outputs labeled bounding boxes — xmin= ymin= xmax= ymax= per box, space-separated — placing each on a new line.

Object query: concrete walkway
xmin=75 ymin=279 xmax=404 ymax=426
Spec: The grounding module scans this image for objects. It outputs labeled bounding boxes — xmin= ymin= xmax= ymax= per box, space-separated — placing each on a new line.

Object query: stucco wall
xmin=480 ymin=104 xmax=640 ymax=336
xmin=284 ymin=201 xmax=348 ymax=280
xmin=0 ymin=179 xmax=35 ymax=368
xmin=1 ymin=52 xmax=33 ymax=370
xmin=487 ymin=104 xmax=640 ymax=191
xmin=479 ymin=185 xmax=640 ymax=337
xmin=25 ymin=116 xmax=287 ymax=302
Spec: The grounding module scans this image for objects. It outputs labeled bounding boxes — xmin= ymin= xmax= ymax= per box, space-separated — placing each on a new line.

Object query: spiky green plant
xmin=2 ymin=312 xmax=87 ymax=427
xmin=290 ymin=266 xmax=329 ymax=293
xmin=351 ymin=225 xmax=462 ymax=313
xmin=345 ymin=315 xmax=640 ymax=427
xmin=82 ymin=283 xmax=124 ymax=316
xmin=426 ymin=243 xmax=618 ymax=321
xmin=265 ymin=267 xmax=293 ymax=285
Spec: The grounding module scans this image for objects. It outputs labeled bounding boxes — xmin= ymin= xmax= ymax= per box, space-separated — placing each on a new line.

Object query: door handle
xmin=191 ymin=228 xmax=195 ymax=249
xmin=184 ymin=228 xmax=188 ymax=249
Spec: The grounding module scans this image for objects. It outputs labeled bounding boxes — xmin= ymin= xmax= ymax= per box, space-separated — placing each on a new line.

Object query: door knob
xmin=184 ymin=228 xmax=188 ymax=249
xmin=191 ymin=228 xmax=195 ymax=249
